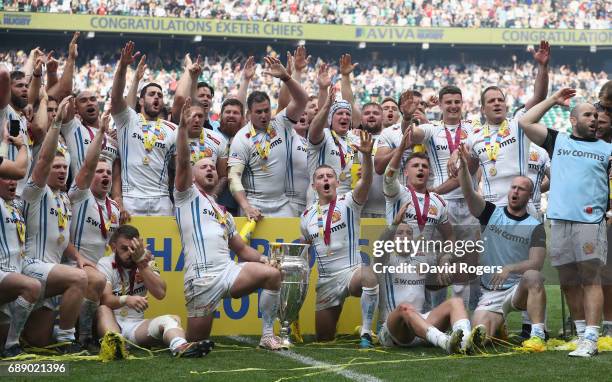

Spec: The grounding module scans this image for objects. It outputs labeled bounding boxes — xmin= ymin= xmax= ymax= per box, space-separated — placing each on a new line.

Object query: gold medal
xmin=57 ymin=234 xmax=65 ymax=245
xmin=339 ymin=172 xmax=347 ymax=181
xmin=143 ymin=156 xmax=150 ymax=165
xmin=489 ymin=166 xmax=497 ymax=177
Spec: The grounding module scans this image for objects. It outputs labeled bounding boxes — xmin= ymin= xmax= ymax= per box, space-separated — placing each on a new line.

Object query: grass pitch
xmin=2 ymin=286 xmax=612 ymax=382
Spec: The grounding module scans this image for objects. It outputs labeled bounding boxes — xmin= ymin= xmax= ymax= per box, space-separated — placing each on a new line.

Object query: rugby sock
xmin=360 ymin=285 xmax=379 ymax=336
xmin=425 ymin=326 xmax=448 ymax=350
xmin=78 ymin=298 xmax=98 ymax=342
xmin=530 ymin=323 xmax=546 ymax=340
xmin=260 ymin=289 xmax=280 ymax=337
xmin=522 ymin=310 xmax=532 ymax=325
xmin=574 ymin=320 xmax=586 ymax=339
xmin=56 ymin=327 xmax=76 ymax=342
xmin=452 ymin=318 xmax=471 ymax=349
xmin=584 ymin=326 xmax=600 ymax=342
xmin=5 ymin=296 xmax=35 ymax=347
xmin=169 ymin=337 xmax=187 ymax=352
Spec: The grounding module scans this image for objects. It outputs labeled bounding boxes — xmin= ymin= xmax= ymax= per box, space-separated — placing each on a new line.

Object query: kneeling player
xmin=96 ymin=225 xmax=205 ymax=357
xmin=376 ymin=213 xmax=485 ymax=354
xmin=174 ymin=100 xmax=283 ymax=350
xmin=457 ymin=145 xmax=547 ymax=351
xmin=301 ymin=131 xmax=379 ymax=348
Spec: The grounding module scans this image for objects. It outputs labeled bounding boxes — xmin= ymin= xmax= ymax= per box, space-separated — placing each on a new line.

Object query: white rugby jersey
xmin=306 ymin=129 xmax=360 ymax=205
xmin=69 ymin=185 xmax=120 ymax=263
xmin=466 ymin=110 xmax=531 ymax=206
xmin=380 ymin=252 xmax=429 ymax=317
xmin=362 ymin=134 xmax=385 ymax=216
xmin=113 ymin=107 xmax=177 ymax=198
xmin=228 ymin=109 xmax=294 ymax=206
xmin=385 ymin=182 xmax=449 ymax=240
xmin=60 ymin=119 xmax=119 ymax=176
xmin=174 ymin=185 xmax=237 ymax=287
xmin=286 ymin=130 xmax=309 ymax=208
xmin=0 ymin=105 xmax=32 ymax=195
xmin=526 ymin=144 xmax=550 ymax=211
xmin=376 ymin=123 xmax=413 ymax=186
xmin=22 ymin=181 xmax=72 ymax=264
xmin=187 ymin=128 xmax=228 ymax=165
xmin=420 ymin=121 xmax=474 ymax=200
xmin=300 ymin=191 xmax=363 ymax=278
xmin=0 ymin=197 xmax=26 ymax=273
xmin=97 ymin=255 xmax=160 ymax=320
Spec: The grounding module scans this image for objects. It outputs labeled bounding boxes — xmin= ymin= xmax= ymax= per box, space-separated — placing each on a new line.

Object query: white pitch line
xmin=228 ymin=336 xmax=384 ymax=382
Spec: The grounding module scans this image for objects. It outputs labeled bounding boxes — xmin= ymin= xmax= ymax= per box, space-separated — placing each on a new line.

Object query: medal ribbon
xmin=189 ymin=129 xmax=209 ymax=164
xmin=407 ymin=185 xmax=430 ymax=235
xmin=139 ymin=114 xmax=163 ymax=153
xmin=201 ymin=191 xmax=228 ymax=227
xmin=84 ymin=125 xmax=107 ymax=150
xmin=113 ymin=257 xmax=137 ymax=295
xmin=5 ymin=201 xmax=25 ymax=245
xmin=443 ymin=122 xmax=462 ymax=153
xmin=53 ymin=191 xmax=68 ymax=232
xmin=316 ymin=197 xmax=337 ymax=247
xmin=483 ymin=120 xmax=509 ymax=165
xmin=330 ymin=130 xmax=352 ymax=169
xmin=96 ymin=197 xmax=113 ymax=239
xmin=248 ymin=124 xmax=273 ymax=161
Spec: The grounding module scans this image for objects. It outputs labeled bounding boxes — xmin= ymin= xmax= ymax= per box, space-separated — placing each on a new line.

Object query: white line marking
xmin=228 ymin=336 xmax=384 ymax=382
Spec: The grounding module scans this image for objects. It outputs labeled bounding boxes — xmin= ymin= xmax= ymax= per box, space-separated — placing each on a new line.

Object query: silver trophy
xmin=269 ymin=242 xmax=310 ymax=347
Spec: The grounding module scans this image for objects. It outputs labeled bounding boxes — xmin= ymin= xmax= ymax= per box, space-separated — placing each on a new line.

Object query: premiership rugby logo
xmin=583 ymin=242 xmax=594 ymax=255
xmin=428 ymin=206 xmax=438 ymax=215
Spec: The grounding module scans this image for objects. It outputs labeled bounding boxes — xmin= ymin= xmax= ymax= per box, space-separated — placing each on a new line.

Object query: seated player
xmin=301 ymin=129 xmax=379 ymax=348
xmin=375 ymin=209 xmax=486 ymax=354
xmin=174 ymin=99 xmax=283 ymax=350
xmin=96 ymin=225 xmax=206 ymax=357
xmin=456 ymin=144 xmax=548 ymax=351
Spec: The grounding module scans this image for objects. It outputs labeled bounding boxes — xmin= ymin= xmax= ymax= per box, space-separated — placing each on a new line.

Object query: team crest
xmin=269 ymin=129 xmax=277 ymax=139
xmin=159 ymin=133 xmax=166 ymax=140
xmin=529 ymin=151 xmax=539 ymax=161
xmin=428 ymin=206 xmax=438 ymax=216
xmin=498 ymin=129 xmax=510 ymax=138
xmin=202 ymin=148 xmax=213 ymax=157
xmin=111 ymin=213 xmax=118 ymax=224
xmin=460 ymin=130 xmax=468 ymax=140
xmin=331 ymin=211 xmax=341 ymax=223
xmin=583 ymin=242 xmax=594 ymax=255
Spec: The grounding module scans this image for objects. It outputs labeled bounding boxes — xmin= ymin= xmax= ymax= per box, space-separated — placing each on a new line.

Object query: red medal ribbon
xmin=84 ymin=125 xmax=107 ymax=149
xmin=112 ymin=257 xmax=137 ymax=294
xmin=443 ymin=122 xmax=462 ymax=153
xmin=96 ymin=197 xmax=112 ymax=239
xmin=323 ymin=197 xmax=337 ymax=246
xmin=407 ymin=185 xmax=430 ymax=234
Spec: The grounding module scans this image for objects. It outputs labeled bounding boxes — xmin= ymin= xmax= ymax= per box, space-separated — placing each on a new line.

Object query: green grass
xmin=2 ymin=286 xmax=611 ymax=381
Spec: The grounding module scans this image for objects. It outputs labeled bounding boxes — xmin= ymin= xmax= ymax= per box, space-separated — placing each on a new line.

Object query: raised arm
xmin=30 ymin=96 xmax=72 ymax=187
xmin=236 ymin=56 xmax=255 ymax=111
xmin=171 ymin=54 xmax=202 ymax=124
xmin=277 ymin=46 xmax=309 ymax=114
xmin=339 ymin=54 xmax=362 ymax=127
xmin=308 ymin=86 xmax=334 ymax=145
xmin=27 ymin=57 xmax=43 ymax=107
xmin=0 ymin=65 xmax=9 ymax=109
xmin=519 ymin=88 xmax=576 ymax=147
xmin=130 ymin=238 xmax=166 ymax=300
xmin=0 ymin=128 xmax=27 ymax=179
xmin=22 ymin=47 xmax=44 ymax=83
xmin=275 ymin=51 xmax=294 ymax=115
xmin=126 ymin=55 xmax=147 ymax=110
xmin=174 ymin=98 xmax=193 ymax=193
xmin=111 ymin=41 xmax=141 ymax=116
xmin=457 ymin=144 xmax=486 ymax=217
xmin=30 ymin=87 xmax=49 ymax=145
xmin=525 ymin=40 xmax=550 ymax=110
xmin=45 ymin=52 xmax=59 ymax=91
xmin=353 ymin=131 xmax=374 ymax=205
xmin=48 ymin=32 xmax=79 ymax=101
xmin=73 ymin=112 xmax=108 ymax=190
xmin=316 ymin=62 xmax=331 ymax=110
xmin=262 ymin=55 xmax=307 ymax=122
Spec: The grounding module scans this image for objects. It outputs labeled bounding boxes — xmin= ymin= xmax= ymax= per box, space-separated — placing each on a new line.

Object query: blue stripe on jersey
xmin=75 ymin=128 xmax=85 ymax=168
xmin=518 ymin=129 xmax=525 ymax=176
xmin=428 ymin=137 xmax=443 ymax=185
xmin=159 ymin=151 xmax=169 ymax=185
xmin=386 ymin=272 xmax=396 ymax=310
xmin=75 ymin=200 xmax=89 ymax=251
xmin=0 ymin=209 xmax=10 ymax=261
xmin=121 ymin=128 xmax=129 ymax=189
xmin=348 ymin=205 xmax=355 ymax=266
xmin=481 ymin=163 xmax=492 ymax=198
xmin=318 ymin=142 xmax=326 ymax=166
xmin=286 ymin=135 xmax=294 ymax=192
xmin=191 ymin=198 xmax=207 ymax=275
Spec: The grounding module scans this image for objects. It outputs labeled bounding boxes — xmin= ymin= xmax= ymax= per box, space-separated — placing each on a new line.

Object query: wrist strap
xmin=119 ymin=296 xmax=127 ymax=306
